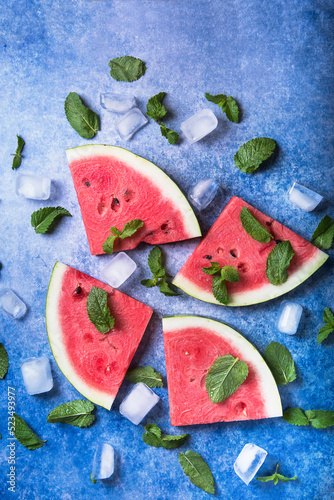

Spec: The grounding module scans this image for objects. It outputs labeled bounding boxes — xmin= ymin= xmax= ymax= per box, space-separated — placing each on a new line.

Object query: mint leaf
xmin=102 ymin=235 xmax=118 ymax=255
xmin=103 ymin=219 xmax=143 ymax=255
xmin=206 ymin=354 xmax=248 ymax=403
xmin=305 ymin=409 xmax=334 ymax=429
xmin=240 ymin=207 xmax=274 ymax=243
xmin=282 ymin=408 xmax=309 ymax=426
xmin=141 ymin=246 xmax=179 ymax=296
xmin=256 ymin=463 xmax=297 ymax=485
xmin=109 ymin=56 xmax=146 ymax=82
xmin=143 ymin=423 xmax=189 ymax=449
xmin=179 ymin=450 xmax=215 ymax=494
xmin=311 ymin=215 xmax=334 ymax=250
xmin=324 ymin=307 xmax=334 ymax=326
xmin=266 ymin=240 xmax=294 ymax=286
xmin=148 ymin=246 xmax=163 ymax=275
xmin=31 ymin=206 xmax=72 ymax=234
xmin=0 ymin=343 xmax=9 ymax=379
xmin=12 ymin=135 xmax=25 ymax=170
xmin=202 ymin=262 xmax=221 ymax=275
xmin=234 ymin=137 xmax=276 ymax=173
xmin=125 ymin=366 xmax=163 ymax=387
xmin=205 ymin=93 xmax=227 ymax=106
xmin=47 ymin=400 xmax=95 ymax=427
xmin=147 ymin=92 xmax=167 ymax=122
xmin=86 ymin=286 xmax=115 ymax=334
xmin=202 ymin=263 xmax=238 ymax=303
xmin=221 ymin=265 xmax=239 ymax=282
xmin=212 ymin=274 xmax=228 ymax=304
xmin=13 ymin=414 xmax=46 ymax=450
xmin=90 ymin=472 xmax=97 ymax=484
xmin=205 ymin=93 xmax=239 ymax=123
xmin=64 ymin=92 xmax=100 ymax=139
xmin=317 ymin=307 xmax=334 ymax=343
xmin=158 ymin=277 xmax=180 ymax=296
xmin=141 ymin=278 xmax=157 ymax=288
xmin=264 ymin=341 xmax=296 ymax=385
xmin=160 ymin=124 xmax=179 ymax=144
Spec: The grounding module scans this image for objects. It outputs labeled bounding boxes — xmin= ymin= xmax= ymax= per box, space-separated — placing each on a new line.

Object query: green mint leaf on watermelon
xmin=47 ymin=400 xmax=95 ymax=428
xmin=317 ymin=307 xmax=334 ymax=343
xmin=86 ymin=286 xmax=115 ymax=334
xmin=31 ymin=206 xmax=72 ymax=234
xmin=11 ymin=135 xmax=25 ymax=170
xmin=143 ymin=423 xmax=189 ymax=449
xmin=234 ymin=137 xmax=276 ymax=173
xmin=179 ymin=450 xmax=215 ymax=494
xmin=220 ymin=265 xmax=240 ymax=282
xmin=0 ymin=343 xmax=9 ymax=379
xmin=103 ymin=219 xmax=144 ymax=255
xmin=212 ymin=274 xmax=228 ymax=304
xmin=205 ymin=93 xmax=239 ymax=123
xmin=206 ymin=354 xmax=248 ymax=403
xmin=160 ymin=124 xmax=179 ymax=144
xmin=202 ymin=261 xmax=221 ymax=275
xmin=147 ymin=92 xmax=167 ymax=122
xmin=141 ymin=246 xmax=180 ymax=296
xmin=305 ymin=410 xmax=334 ymax=429
xmin=202 ymin=263 xmax=239 ymax=304
xmin=240 ymin=207 xmax=274 ymax=243
xmin=109 ymin=56 xmax=146 ymax=82
xmin=125 ymin=366 xmax=163 ymax=387
xmin=102 ymin=234 xmax=118 ymax=254
xmin=266 ymin=240 xmax=294 ymax=286
xmin=311 ymin=215 xmax=334 ymax=250
xmin=282 ymin=408 xmax=310 ymax=426
xmin=13 ymin=414 xmax=46 ymax=450
xmin=256 ymin=463 xmax=297 ymax=485
xmin=263 ymin=341 xmax=296 ymax=386
xmin=119 ymin=219 xmax=144 ymax=239
xmin=64 ymin=92 xmax=100 ymax=139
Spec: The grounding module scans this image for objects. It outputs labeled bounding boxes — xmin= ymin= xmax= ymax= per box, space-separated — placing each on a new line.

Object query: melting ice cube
xmin=91 ymin=443 xmax=115 ymax=480
xmin=115 ymin=108 xmax=148 ymax=140
xmin=180 ymin=109 xmax=218 ymax=143
xmin=100 ymin=93 xmax=136 ymax=113
xmin=20 ymin=356 xmax=53 ymax=395
xmin=100 ymin=252 xmax=137 ymax=288
xmin=188 ymin=179 xmax=219 ymax=211
xmin=119 ymin=382 xmax=160 ymax=425
xmin=288 ymin=182 xmax=323 ymax=212
xmin=0 ymin=289 xmax=27 ymax=319
xmin=16 ymin=174 xmax=51 ymax=200
xmin=234 ymin=443 xmax=268 ymax=485
xmin=277 ymin=301 xmax=303 ymax=335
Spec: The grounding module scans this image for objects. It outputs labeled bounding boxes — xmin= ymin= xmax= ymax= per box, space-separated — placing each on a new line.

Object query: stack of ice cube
xmin=180 ymin=109 xmax=218 ymax=143
xmin=115 ymin=108 xmax=148 ymax=140
xmin=100 ymin=93 xmax=136 ymax=114
xmin=16 ymin=174 xmax=51 ymax=200
xmin=188 ymin=179 xmax=219 ymax=211
xmin=119 ymin=382 xmax=160 ymax=425
xmin=288 ymin=182 xmax=323 ymax=212
xmin=100 ymin=252 xmax=137 ymax=288
xmin=234 ymin=443 xmax=268 ymax=485
xmin=277 ymin=300 xmax=303 ymax=335
xmin=91 ymin=443 xmax=115 ymax=480
xmin=20 ymin=356 xmax=53 ymax=395
xmin=0 ymin=289 xmax=27 ymax=319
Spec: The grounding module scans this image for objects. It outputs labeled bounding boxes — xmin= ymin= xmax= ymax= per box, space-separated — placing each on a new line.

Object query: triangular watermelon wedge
xmin=173 ymin=196 xmax=328 ymax=306
xmin=66 ymin=145 xmax=201 ymax=255
xmin=163 ymin=316 xmax=282 ymax=426
xmin=46 ymin=262 xmax=153 ymax=409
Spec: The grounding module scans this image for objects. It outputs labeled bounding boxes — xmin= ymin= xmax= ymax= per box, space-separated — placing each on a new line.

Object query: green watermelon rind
xmin=46 ymin=261 xmax=115 ymax=410
xmin=65 ymin=144 xmax=202 ymax=243
xmin=162 ymin=315 xmax=283 ymax=422
xmin=172 ymin=248 xmax=328 ymax=306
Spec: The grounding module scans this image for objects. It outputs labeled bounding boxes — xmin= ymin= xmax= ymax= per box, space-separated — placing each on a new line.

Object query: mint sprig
xmin=126 ymin=366 xmax=163 ymax=387
xmin=146 ymin=92 xmax=179 ymax=144
xmin=311 ymin=215 xmax=334 ymax=250
xmin=317 ymin=307 xmax=334 ymax=343
xmin=13 ymin=414 xmax=46 ymax=450
xmin=205 ymin=92 xmax=239 ymax=123
xmin=256 ymin=463 xmax=297 ymax=485
xmin=109 ymin=56 xmax=146 ymax=82
xmin=141 ymin=246 xmax=180 ymax=296
xmin=263 ymin=341 xmax=296 ymax=386
xmin=202 ymin=262 xmax=239 ymax=304
xmin=47 ymin=400 xmax=95 ymax=428
xmin=31 ymin=206 xmax=72 ymax=234
xmin=102 ymin=219 xmax=143 ymax=254
xmin=0 ymin=343 xmax=9 ymax=379
xmin=11 ymin=135 xmax=25 ymax=170
xmin=240 ymin=207 xmax=274 ymax=243
xmin=143 ymin=424 xmax=189 ymax=449
xmin=234 ymin=137 xmax=276 ymax=173
xmin=160 ymin=123 xmax=179 ymax=144
xmin=179 ymin=450 xmax=215 ymax=494
xmin=283 ymin=408 xmax=334 ymax=429
xmin=206 ymin=354 xmax=248 ymax=403
xmin=64 ymin=92 xmax=100 ymax=139
xmin=86 ymin=286 xmax=115 ymax=334
xmin=266 ymin=240 xmax=294 ymax=286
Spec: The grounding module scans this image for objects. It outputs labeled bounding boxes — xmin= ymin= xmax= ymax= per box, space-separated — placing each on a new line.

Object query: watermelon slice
xmin=46 ymin=262 xmax=153 ymax=409
xmin=66 ymin=145 xmax=201 ymax=255
xmin=163 ymin=316 xmax=282 ymax=426
xmin=173 ymin=196 xmax=328 ymax=306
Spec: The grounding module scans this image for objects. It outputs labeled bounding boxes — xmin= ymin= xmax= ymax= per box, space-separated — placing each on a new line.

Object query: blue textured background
xmin=0 ymin=0 xmax=333 ymax=499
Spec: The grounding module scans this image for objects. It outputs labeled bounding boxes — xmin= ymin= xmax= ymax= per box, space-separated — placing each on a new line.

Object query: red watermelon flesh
xmin=66 ymin=145 xmax=201 ymax=255
xmin=163 ymin=316 xmax=282 ymax=426
xmin=173 ymin=196 xmax=328 ymax=306
xmin=46 ymin=262 xmax=153 ymax=409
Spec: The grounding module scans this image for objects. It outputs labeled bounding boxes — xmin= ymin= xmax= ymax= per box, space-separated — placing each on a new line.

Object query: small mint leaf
xmin=179 ymin=450 xmax=215 ymax=494
xmin=160 ymin=124 xmax=179 ymax=144
xmin=282 ymin=408 xmax=309 ymax=426
xmin=147 ymin=246 xmax=163 ymax=275
xmin=125 ymin=366 xmax=163 ymax=387
xmin=234 ymin=137 xmax=276 ymax=173
xmin=86 ymin=286 xmax=115 ymax=334
xmin=264 ymin=341 xmax=296 ymax=386
xmin=266 ymin=241 xmax=294 ymax=286
xmin=13 ymin=414 xmax=46 ymax=450
xmin=0 ymin=343 xmax=9 ymax=379
xmin=206 ymin=354 xmax=248 ymax=403
xmin=240 ymin=207 xmax=274 ymax=243
xmin=158 ymin=277 xmax=181 ymax=296
xmin=311 ymin=215 xmax=334 ymax=250
xmin=109 ymin=56 xmax=146 ymax=82
xmin=64 ymin=92 xmax=100 ymax=139
xmin=212 ymin=274 xmax=228 ymax=304
xmin=220 ymin=265 xmax=239 ymax=282
xmin=120 ymin=219 xmax=144 ymax=239
xmin=31 ymin=207 xmax=72 ymax=234
xmin=202 ymin=262 xmax=221 ymax=275
xmin=146 ymin=92 xmax=167 ymax=122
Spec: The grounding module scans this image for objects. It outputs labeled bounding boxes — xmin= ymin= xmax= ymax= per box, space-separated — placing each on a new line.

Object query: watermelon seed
xmin=230 ymin=249 xmax=238 ymax=258
xmin=234 ymin=402 xmax=247 ymax=416
xmin=265 ymin=220 xmax=272 ymax=226
xmin=82 ymin=178 xmax=90 ymax=187
xmin=189 ymin=377 xmax=195 ymax=383
xmin=237 ymin=263 xmax=248 ymax=273
xmin=205 ymin=255 xmax=212 ymax=260
xmin=114 ymin=198 xmax=119 ymax=205
xmin=74 ymin=285 xmax=82 ymax=294
xmin=217 ymin=247 xmax=224 ymax=254
xmin=275 ymin=239 xmax=282 ymax=244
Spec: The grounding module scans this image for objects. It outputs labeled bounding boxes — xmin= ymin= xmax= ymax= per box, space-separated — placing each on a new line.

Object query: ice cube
xmin=91 ymin=443 xmax=114 ymax=480
xmin=100 ymin=93 xmax=136 ymax=114
xmin=288 ymin=182 xmax=323 ymax=212
xmin=188 ymin=179 xmax=219 ymax=211
xmin=0 ymin=289 xmax=27 ymax=319
xmin=119 ymin=382 xmax=160 ymax=425
xmin=277 ymin=300 xmax=303 ymax=335
xmin=234 ymin=443 xmax=268 ymax=485
xmin=20 ymin=356 xmax=53 ymax=395
xmin=100 ymin=252 xmax=137 ymax=288
xmin=16 ymin=173 xmax=51 ymax=200
xmin=115 ymin=108 xmax=148 ymax=140
xmin=180 ymin=109 xmax=218 ymax=143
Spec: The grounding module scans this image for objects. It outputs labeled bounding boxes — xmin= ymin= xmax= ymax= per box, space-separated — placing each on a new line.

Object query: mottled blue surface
xmin=0 ymin=0 xmax=333 ymax=499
